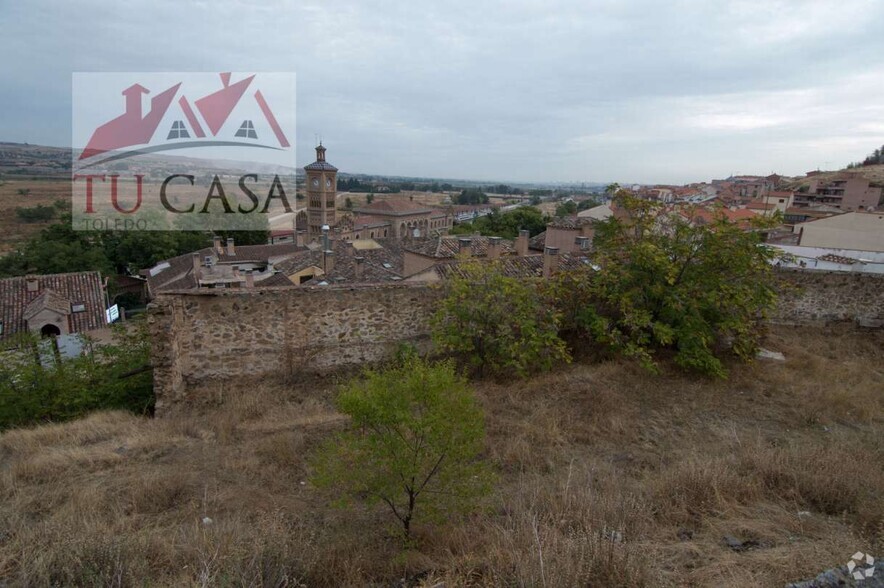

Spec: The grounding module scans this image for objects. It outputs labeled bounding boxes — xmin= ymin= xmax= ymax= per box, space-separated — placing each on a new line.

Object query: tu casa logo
xmin=72 ymin=72 xmax=297 ymax=230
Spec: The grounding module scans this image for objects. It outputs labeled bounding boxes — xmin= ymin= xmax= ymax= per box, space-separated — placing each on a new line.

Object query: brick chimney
xmin=516 ymin=230 xmax=529 ymax=256
xmin=226 ymin=237 xmax=235 ymax=256
xmin=354 ymin=256 xmax=365 ymax=281
xmin=458 ymin=237 xmax=472 ymax=258
xmin=296 ymin=230 xmax=306 ymax=247
xmin=191 ymin=253 xmax=201 ymax=280
xmin=323 ymin=249 xmax=335 ymax=274
xmin=25 ymin=275 xmax=39 ymax=292
xmin=488 ymin=236 xmax=502 ymax=259
xmin=213 ymin=235 xmax=223 ymax=255
xmin=244 ymin=269 xmax=255 ymax=288
xmin=543 ymin=246 xmax=559 ymax=278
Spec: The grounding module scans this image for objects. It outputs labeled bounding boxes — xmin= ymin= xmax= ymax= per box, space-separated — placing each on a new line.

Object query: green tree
xmin=345 ymin=196 xmax=353 ymax=210
xmin=432 ymin=260 xmax=570 ymax=377
xmin=555 ymin=200 xmax=577 ymax=216
xmin=604 ymin=183 xmax=620 ymax=199
xmin=366 ymin=193 xmax=374 ymax=204
xmin=455 ymin=188 xmax=489 ymax=205
xmin=577 ymin=198 xmax=602 ymax=211
xmin=571 ymin=195 xmax=779 ymax=377
xmin=15 ymin=204 xmax=55 ymax=223
xmin=0 ymin=320 xmax=154 ymax=429
xmin=449 ymin=206 xmax=548 ymax=239
xmin=311 ymin=356 xmax=492 ymax=540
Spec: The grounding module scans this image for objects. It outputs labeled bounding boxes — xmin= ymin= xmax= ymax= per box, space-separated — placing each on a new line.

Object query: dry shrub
xmin=650 ymin=456 xmax=760 ymax=526
xmin=465 ymin=466 xmax=654 ymax=587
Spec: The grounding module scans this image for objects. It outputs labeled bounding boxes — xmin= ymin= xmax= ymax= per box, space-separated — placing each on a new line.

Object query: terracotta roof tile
xmin=404 ymin=235 xmax=516 ymax=258
xmin=0 ymin=272 xmax=105 ymax=340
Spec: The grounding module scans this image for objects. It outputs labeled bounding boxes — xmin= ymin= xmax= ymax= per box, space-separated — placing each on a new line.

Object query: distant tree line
xmin=455 ymin=188 xmax=489 ymax=205
xmin=847 ymin=144 xmax=884 ymax=168
xmin=0 ymin=214 xmax=269 ymax=300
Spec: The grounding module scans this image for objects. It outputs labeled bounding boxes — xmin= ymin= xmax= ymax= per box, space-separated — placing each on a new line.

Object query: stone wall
xmin=148 ymin=283 xmax=441 ymax=414
xmin=770 ymin=269 xmax=884 ymax=326
xmin=148 ymin=269 xmax=884 ymax=415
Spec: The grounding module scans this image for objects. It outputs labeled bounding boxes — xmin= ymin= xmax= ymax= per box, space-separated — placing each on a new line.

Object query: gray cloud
xmin=2 ymin=0 xmax=883 ymax=183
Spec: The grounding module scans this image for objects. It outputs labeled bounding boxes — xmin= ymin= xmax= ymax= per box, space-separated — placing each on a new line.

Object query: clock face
xmin=312 ymin=178 xmax=319 ymax=187
xmin=326 ymin=178 xmax=332 ymax=188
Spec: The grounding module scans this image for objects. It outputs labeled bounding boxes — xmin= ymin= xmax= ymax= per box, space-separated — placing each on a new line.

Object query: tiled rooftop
xmin=0 ymin=271 xmax=105 ymax=340
xmin=404 ymin=235 xmax=517 ymax=258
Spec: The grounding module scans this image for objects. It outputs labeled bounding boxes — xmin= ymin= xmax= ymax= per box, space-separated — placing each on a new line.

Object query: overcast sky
xmin=2 ymin=0 xmax=883 ymax=184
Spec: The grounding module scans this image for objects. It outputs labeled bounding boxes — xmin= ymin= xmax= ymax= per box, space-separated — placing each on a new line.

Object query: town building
xmin=795 ymin=211 xmax=884 ymax=252
xmin=304 ymin=143 xmax=338 ymax=241
xmin=291 ymin=144 xmax=454 ymax=244
xmin=143 ymin=238 xmax=306 ymax=296
xmin=772 ymin=244 xmax=884 ymax=274
xmin=0 ymin=271 xmax=107 ymax=341
xmin=794 ymin=175 xmax=881 ymax=211
xmin=403 ymin=234 xmax=520 ymax=276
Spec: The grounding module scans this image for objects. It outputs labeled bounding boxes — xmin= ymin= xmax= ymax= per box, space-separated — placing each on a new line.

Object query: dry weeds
xmin=0 ymin=325 xmax=881 ymax=587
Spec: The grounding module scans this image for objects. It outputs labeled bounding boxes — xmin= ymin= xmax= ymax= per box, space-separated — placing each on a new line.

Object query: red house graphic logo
xmin=79 ymin=72 xmax=291 ymax=162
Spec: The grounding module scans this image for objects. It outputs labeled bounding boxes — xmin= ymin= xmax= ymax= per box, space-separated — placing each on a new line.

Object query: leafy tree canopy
xmin=449 ymin=206 xmax=549 ymax=239
xmin=311 ymin=356 xmax=492 ymax=540
xmin=432 ymin=260 xmax=570 ymax=377
xmin=566 ymin=194 xmax=779 ymax=377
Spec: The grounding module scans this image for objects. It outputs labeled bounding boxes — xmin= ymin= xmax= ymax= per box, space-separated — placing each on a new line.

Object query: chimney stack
xmin=322 ymin=224 xmax=330 ymax=252
xmin=25 ymin=275 xmax=39 ymax=293
xmin=323 ymin=249 xmax=335 ymax=274
xmin=213 ymin=235 xmax=223 ymax=255
xmin=516 ymin=229 xmax=529 ymax=256
xmin=458 ymin=237 xmax=472 ymax=258
xmin=488 ymin=236 xmax=502 ymax=259
xmin=226 ymin=237 xmax=235 ymax=256
xmin=244 ymin=269 xmax=255 ymax=288
xmin=354 ymin=256 xmax=365 ymax=281
xmin=543 ymin=246 xmax=559 ymax=278
xmin=296 ymin=230 xmax=306 ymax=247
xmin=191 ymin=253 xmax=201 ymax=280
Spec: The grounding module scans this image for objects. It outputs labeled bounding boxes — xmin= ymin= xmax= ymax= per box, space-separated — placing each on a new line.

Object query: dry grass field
xmin=0 ymin=179 xmax=70 ymax=253
xmin=0 ymin=325 xmax=881 ymax=587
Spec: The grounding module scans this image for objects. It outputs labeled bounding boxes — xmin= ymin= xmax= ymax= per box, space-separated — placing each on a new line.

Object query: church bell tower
xmin=304 ymin=143 xmax=338 ymax=242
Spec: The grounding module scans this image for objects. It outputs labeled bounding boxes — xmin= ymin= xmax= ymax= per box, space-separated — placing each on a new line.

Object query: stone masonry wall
xmin=148 ymin=270 xmax=883 ymax=415
xmin=148 ymin=283 xmax=442 ymax=415
xmin=771 ymin=269 xmax=884 ymax=326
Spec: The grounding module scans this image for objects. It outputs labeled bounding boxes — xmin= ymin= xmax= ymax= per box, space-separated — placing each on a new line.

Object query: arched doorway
xmin=40 ymin=324 xmax=61 ymax=338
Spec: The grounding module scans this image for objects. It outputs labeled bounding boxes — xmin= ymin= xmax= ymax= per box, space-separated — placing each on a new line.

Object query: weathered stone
xmin=757 ymin=348 xmax=786 ymax=362
xmin=786 ymin=559 xmax=883 ymax=588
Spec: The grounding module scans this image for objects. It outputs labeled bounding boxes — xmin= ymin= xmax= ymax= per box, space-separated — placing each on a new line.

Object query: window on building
xmin=71 ymin=303 xmax=86 ymax=313
xmin=166 ymin=120 xmax=190 ymax=140
xmin=235 ymin=120 xmax=258 ymax=139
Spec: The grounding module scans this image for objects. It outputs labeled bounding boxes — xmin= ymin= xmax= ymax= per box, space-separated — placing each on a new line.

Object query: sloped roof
xmin=145 ymin=242 xmax=309 ymax=294
xmin=274 ymin=238 xmax=408 ymax=284
xmin=353 ymin=199 xmax=432 ymax=216
xmin=0 ymin=272 xmax=105 ymax=340
xmin=529 ymin=231 xmax=546 ymax=251
xmin=22 ymin=288 xmax=72 ymax=320
xmin=304 ymin=161 xmax=338 ymax=172
xmin=432 ymin=253 xmax=592 ymax=280
xmin=548 ymin=216 xmax=596 ymax=229
xmin=404 ymin=235 xmax=517 ymax=259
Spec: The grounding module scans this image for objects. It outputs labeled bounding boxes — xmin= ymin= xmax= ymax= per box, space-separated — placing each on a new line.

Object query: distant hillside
xmin=783 ymin=164 xmax=884 ymax=192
